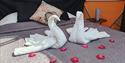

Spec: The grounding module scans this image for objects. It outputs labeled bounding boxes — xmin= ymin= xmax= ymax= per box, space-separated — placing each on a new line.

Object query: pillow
xmin=30 ymin=1 xmax=63 ymax=24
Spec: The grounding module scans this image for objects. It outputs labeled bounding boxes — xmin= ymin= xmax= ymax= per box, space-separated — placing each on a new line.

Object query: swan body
xmin=13 ymin=15 xmax=67 ymax=56
xmin=14 ymin=34 xmax=56 ymax=56
xmin=67 ymin=11 xmax=110 ymax=44
xmin=45 ymin=15 xmax=67 ymax=48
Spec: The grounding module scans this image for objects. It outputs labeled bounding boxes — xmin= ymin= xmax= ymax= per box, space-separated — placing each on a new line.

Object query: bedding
xmin=0 ymin=0 xmax=84 ymax=23
xmin=0 ymin=18 xmax=125 ymax=63
xmin=0 ymin=0 xmax=41 ymax=22
xmin=30 ymin=1 xmax=63 ymax=24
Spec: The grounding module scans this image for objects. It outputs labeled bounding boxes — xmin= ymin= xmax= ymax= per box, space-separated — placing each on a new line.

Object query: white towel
xmin=0 ymin=12 xmax=17 ymax=26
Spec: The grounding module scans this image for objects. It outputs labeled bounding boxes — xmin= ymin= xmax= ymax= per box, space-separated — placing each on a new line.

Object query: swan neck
xmin=48 ymin=19 xmax=57 ymax=29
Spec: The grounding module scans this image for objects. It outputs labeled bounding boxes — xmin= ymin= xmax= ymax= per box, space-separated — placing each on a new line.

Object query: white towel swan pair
xmin=13 ymin=11 xmax=110 ymax=56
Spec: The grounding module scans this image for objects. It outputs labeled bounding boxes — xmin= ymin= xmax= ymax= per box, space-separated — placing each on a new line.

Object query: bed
xmin=0 ymin=18 xmax=125 ymax=63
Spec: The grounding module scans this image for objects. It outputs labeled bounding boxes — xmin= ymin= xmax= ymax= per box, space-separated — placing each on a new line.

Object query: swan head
xmin=48 ymin=15 xmax=61 ymax=25
xmin=47 ymin=15 xmax=61 ymax=28
xmin=76 ymin=11 xmax=84 ymax=21
xmin=44 ymin=12 xmax=60 ymax=25
xmin=48 ymin=15 xmax=61 ymax=22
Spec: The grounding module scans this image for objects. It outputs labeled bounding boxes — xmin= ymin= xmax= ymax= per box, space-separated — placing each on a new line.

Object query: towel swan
xmin=66 ymin=11 xmax=110 ymax=44
xmin=45 ymin=15 xmax=67 ymax=48
xmin=13 ymin=15 xmax=67 ymax=56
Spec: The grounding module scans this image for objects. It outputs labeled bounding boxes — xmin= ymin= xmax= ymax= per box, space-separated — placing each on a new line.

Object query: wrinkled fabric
xmin=0 ymin=0 xmax=85 ymax=22
xmin=0 ymin=0 xmax=41 ymax=22
xmin=44 ymin=0 xmax=85 ymax=15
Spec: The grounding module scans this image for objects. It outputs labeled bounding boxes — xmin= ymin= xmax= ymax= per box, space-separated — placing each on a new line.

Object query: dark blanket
xmin=44 ymin=0 xmax=85 ymax=20
xmin=0 ymin=0 xmax=41 ymax=22
xmin=0 ymin=0 xmax=85 ymax=22
xmin=44 ymin=0 xmax=84 ymax=15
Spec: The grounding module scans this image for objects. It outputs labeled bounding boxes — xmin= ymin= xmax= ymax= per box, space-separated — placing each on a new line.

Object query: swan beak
xmin=56 ymin=17 xmax=61 ymax=22
xmin=51 ymin=15 xmax=61 ymax=22
xmin=76 ymin=11 xmax=83 ymax=19
xmin=54 ymin=15 xmax=61 ymax=21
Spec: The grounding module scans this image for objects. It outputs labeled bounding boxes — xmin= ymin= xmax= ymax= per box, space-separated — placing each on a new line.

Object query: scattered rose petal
xmin=50 ymin=56 xmax=57 ymax=63
xmin=82 ymin=44 xmax=88 ymax=48
xmin=71 ymin=57 xmax=79 ymax=63
xmin=96 ymin=54 xmax=105 ymax=60
xmin=98 ymin=44 xmax=106 ymax=49
xmin=28 ymin=52 xmax=36 ymax=58
xmin=59 ymin=47 xmax=67 ymax=52
xmin=109 ymin=39 xmax=115 ymax=43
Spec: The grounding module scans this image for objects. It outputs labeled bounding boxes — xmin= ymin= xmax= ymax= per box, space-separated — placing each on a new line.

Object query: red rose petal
xmin=71 ymin=57 xmax=79 ymax=63
xmin=59 ymin=47 xmax=67 ymax=52
xmin=28 ymin=52 xmax=36 ymax=58
xmin=109 ymin=39 xmax=115 ymax=43
xmin=82 ymin=44 xmax=88 ymax=48
xmin=98 ymin=44 xmax=106 ymax=49
xmin=50 ymin=56 xmax=57 ymax=63
xmin=96 ymin=54 xmax=105 ymax=60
